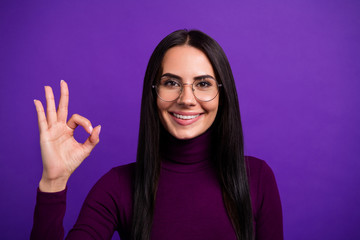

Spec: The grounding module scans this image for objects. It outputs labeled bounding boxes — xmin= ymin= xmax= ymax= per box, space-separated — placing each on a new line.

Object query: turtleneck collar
xmin=159 ymin=127 xmax=214 ymax=173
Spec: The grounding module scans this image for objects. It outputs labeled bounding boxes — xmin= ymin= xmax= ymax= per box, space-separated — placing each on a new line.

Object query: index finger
xmin=57 ymin=80 xmax=69 ymax=122
xmin=34 ymin=99 xmax=48 ymax=133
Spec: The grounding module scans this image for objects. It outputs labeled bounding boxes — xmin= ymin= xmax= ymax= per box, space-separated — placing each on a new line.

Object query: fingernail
xmin=33 ymin=99 xmax=37 ymax=104
xmin=61 ymin=79 xmax=65 ymax=83
xmin=98 ymin=125 xmax=101 ymax=135
xmin=89 ymin=126 xmax=93 ymax=133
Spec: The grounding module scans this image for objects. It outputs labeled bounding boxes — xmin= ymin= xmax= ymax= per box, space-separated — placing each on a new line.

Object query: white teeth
xmin=173 ymin=113 xmax=200 ymax=120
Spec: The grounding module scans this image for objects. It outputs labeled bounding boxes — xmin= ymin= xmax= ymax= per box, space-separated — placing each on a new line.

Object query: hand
xmin=34 ymin=80 xmax=101 ymax=192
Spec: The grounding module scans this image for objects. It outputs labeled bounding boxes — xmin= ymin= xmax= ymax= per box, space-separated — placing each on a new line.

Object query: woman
xmin=31 ymin=30 xmax=283 ymax=240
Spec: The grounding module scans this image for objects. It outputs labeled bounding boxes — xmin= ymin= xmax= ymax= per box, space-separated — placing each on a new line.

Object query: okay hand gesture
xmin=34 ymin=80 xmax=101 ymax=192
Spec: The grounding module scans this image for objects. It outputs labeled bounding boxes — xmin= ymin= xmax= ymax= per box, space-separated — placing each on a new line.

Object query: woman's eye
xmin=161 ymin=79 xmax=180 ymax=88
xmin=196 ymin=80 xmax=212 ymax=88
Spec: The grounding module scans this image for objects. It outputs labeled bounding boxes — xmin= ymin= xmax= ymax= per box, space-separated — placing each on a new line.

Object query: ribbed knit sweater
xmin=31 ymin=130 xmax=283 ymax=240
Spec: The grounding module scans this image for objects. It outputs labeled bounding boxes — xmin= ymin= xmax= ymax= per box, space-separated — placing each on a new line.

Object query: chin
xmin=168 ymin=128 xmax=204 ymax=140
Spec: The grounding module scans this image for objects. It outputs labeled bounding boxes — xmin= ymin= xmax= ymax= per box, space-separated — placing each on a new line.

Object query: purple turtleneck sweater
xmin=31 ymin=130 xmax=283 ymax=240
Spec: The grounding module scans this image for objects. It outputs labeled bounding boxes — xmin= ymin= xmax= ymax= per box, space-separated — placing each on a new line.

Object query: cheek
xmin=157 ymin=99 xmax=164 ymax=119
xmin=209 ymin=106 xmax=219 ymax=121
xmin=156 ymin=98 xmax=170 ymax=124
xmin=206 ymin=100 xmax=220 ymax=125
xmin=157 ymin=98 xmax=167 ymax=114
xmin=204 ymin=99 xmax=219 ymax=116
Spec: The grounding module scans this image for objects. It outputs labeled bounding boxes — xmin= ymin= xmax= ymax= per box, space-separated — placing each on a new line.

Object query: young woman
xmin=31 ymin=30 xmax=283 ymax=240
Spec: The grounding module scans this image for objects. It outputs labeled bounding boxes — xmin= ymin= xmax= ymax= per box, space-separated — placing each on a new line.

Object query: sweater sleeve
xmin=30 ymin=188 xmax=67 ymax=240
xmin=255 ymin=161 xmax=283 ymax=240
xmin=30 ymin=168 xmax=125 ymax=240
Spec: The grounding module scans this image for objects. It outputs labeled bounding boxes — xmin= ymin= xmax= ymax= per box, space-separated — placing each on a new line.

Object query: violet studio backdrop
xmin=0 ymin=0 xmax=359 ymax=239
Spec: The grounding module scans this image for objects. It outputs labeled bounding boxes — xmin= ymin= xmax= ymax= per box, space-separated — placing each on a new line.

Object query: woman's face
xmin=157 ymin=45 xmax=219 ymax=140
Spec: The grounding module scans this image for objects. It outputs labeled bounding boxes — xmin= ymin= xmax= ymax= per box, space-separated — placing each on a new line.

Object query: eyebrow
xmin=161 ymin=73 xmax=216 ymax=81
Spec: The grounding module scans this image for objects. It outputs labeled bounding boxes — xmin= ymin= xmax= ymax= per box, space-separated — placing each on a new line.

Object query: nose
xmin=178 ymin=83 xmax=196 ymax=106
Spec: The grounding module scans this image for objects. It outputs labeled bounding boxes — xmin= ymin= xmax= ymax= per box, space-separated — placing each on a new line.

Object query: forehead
xmin=161 ymin=45 xmax=215 ymax=77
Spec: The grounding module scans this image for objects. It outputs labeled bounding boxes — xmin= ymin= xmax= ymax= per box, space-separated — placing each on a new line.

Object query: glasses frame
xmin=152 ymin=80 xmax=222 ymax=102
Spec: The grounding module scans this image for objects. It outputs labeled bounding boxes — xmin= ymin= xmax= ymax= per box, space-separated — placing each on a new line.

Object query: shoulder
xmin=245 ymin=156 xmax=277 ymax=204
xmin=108 ymin=162 xmax=136 ymax=182
xmin=84 ymin=163 xmax=136 ymax=227
xmin=245 ymin=156 xmax=275 ymax=181
xmin=245 ymin=156 xmax=281 ymax=216
xmin=85 ymin=162 xmax=136 ymax=204
xmin=71 ymin=163 xmax=136 ymax=237
xmin=245 ymin=157 xmax=283 ymax=238
xmin=245 ymin=156 xmax=278 ymax=192
xmin=93 ymin=162 xmax=136 ymax=193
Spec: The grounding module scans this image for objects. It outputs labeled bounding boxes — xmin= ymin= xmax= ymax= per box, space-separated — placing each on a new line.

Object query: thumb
xmin=83 ymin=125 xmax=101 ymax=154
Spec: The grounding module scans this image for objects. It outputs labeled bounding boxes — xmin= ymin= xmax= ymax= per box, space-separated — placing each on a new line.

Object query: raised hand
xmin=34 ymin=80 xmax=101 ymax=192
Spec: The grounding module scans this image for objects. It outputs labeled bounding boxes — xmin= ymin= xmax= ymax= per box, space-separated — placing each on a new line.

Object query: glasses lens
xmin=193 ymin=78 xmax=219 ymax=101
xmin=156 ymin=77 xmax=181 ymax=101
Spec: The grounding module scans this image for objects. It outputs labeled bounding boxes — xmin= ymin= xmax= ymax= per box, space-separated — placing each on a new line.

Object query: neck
xmin=159 ymin=128 xmax=213 ymax=173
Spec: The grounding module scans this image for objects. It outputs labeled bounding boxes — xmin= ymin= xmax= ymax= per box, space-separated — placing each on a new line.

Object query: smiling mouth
xmin=172 ymin=113 xmax=201 ymax=120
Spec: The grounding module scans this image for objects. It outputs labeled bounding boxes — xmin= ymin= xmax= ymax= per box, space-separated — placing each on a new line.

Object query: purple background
xmin=1 ymin=0 xmax=359 ymax=239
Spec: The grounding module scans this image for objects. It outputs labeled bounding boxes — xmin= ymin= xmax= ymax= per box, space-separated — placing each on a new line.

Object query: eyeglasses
xmin=152 ymin=76 xmax=222 ymax=102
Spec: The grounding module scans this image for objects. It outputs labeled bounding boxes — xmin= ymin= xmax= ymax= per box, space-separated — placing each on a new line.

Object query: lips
xmin=169 ymin=112 xmax=203 ymax=126
xmin=172 ymin=112 xmax=200 ymax=120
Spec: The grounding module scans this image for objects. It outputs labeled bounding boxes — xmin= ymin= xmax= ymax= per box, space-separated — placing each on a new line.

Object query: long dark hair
xmin=132 ymin=29 xmax=253 ymax=240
